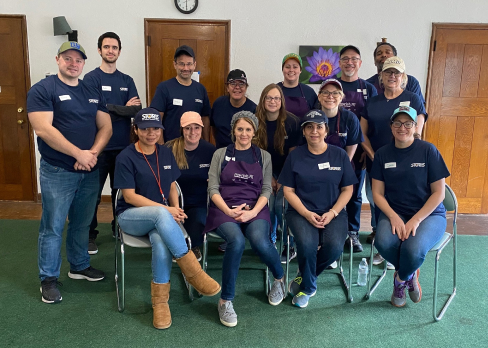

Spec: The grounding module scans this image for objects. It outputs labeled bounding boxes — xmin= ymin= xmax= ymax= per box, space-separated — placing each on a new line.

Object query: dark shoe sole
xmin=68 ymin=272 xmax=104 ymax=282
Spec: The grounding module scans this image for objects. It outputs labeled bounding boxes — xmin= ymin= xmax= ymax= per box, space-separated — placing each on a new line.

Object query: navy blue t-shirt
xmin=173 ymin=140 xmax=216 ymax=207
xmin=278 ymin=144 xmax=357 ymax=214
xmin=210 ymin=96 xmax=256 ymax=148
xmin=338 ymin=78 xmax=378 ymax=118
xmin=114 ymin=143 xmax=181 ymax=215
xmin=27 ymin=75 xmax=108 ymax=171
xmin=83 ymin=67 xmax=139 ymax=150
xmin=265 ymin=112 xmax=301 ymax=177
xmin=277 ymin=82 xmax=318 ymax=112
xmin=150 ymin=78 xmax=211 ymax=141
xmin=366 ymin=74 xmax=425 ymax=104
xmin=363 ymin=91 xmax=426 ymax=153
xmin=326 ymin=108 xmax=364 ymax=150
xmin=371 ymin=139 xmax=450 ymax=217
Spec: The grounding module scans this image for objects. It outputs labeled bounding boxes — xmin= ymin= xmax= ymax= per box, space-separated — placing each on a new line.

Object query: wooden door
xmin=425 ymin=24 xmax=488 ymax=213
xmin=144 ymin=19 xmax=230 ymax=108
xmin=0 ymin=15 xmax=35 ymax=201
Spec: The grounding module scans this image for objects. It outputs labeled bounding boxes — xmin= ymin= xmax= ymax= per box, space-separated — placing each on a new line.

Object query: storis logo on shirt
xmin=195 ymin=99 xmax=203 ymax=103
xmin=88 ymin=99 xmax=99 ymax=103
xmin=163 ymin=165 xmax=171 ymax=170
xmin=411 ymin=163 xmax=425 ymax=168
xmin=339 ymin=133 xmax=347 ymax=137
xmin=329 ymin=167 xmax=342 ymax=171
xmin=199 ymin=164 xmax=210 ymax=168
xmin=120 ymin=87 xmax=128 ymax=91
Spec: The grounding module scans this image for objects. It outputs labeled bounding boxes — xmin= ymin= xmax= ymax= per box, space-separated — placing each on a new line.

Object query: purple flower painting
xmin=299 ymin=46 xmax=344 ymax=84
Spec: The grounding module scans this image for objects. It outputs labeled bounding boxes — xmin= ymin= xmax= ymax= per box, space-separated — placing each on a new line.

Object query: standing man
xmin=337 ymin=45 xmax=377 ymax=253
xmin=83 ymin=32 xmax=141 ymax=254
xmin=150 ymin=45 xmax=211 ymax=143
xmin=27 ymin=42 xmax=112 ymax=304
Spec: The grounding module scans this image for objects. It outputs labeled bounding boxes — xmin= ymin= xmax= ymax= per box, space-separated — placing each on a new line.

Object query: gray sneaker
xmin=292 ymin=292 xmax=311 ymax=308
xmin=391 ymin=272 xmax=407 ymax=307
xmin=218 ymin=301 xmax=237 ymax=327
xmin=268 ymin=279 xmax=286 ymax=306
xmin=288 ymin=272 xmax=316 ymax=297
xmin=405 ymin=269 xmax=422 ymax=303
xmin=372 ymin=253 xmax=395 ymax=270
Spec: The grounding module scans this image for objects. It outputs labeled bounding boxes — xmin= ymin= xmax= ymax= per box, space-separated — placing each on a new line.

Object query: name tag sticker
xmin=102 ymin=86 xmax=112 ymax=91
xmin=399 ymin=101 xmax=410 ymax=107
xmin=385 ymin=162 xmax=396 ymax=169
xmin=173 ymin=99 xmax=183 ymax=106
xmin=318 ymin=162 xmax=330 ymax=170
xmin=59 ymin=95 xmax=71 ymax=101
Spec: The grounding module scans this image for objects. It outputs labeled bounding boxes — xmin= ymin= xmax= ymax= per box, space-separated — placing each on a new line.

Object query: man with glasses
xmin=336 ymin=45 xmax=378 ymax=253
xmin=83 ymin=32 xmax=141 ymax=254
xmin=27 ymin=41 xmax=112 ymax=304
xmin=150 ymin=45 xmax=211 ymax=142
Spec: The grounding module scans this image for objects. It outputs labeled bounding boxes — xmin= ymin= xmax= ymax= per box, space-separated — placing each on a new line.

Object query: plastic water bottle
xmin=357 ymin=258 xmax=369 ymax=286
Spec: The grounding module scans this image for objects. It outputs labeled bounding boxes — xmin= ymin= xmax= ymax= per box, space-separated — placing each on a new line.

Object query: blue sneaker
xmin=288 ymin=273 xmax=316 ymax=297
xmin=292 ymin=292 xmax=311 ymax=308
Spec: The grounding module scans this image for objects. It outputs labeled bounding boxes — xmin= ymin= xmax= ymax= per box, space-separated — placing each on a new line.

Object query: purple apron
xmin=325 ymin=109 xmax=343 ymax=148
xmin=204 ymin=145 xmax=271 ymax=233
xmin=284 ymin=83 xmax=310 ymax=121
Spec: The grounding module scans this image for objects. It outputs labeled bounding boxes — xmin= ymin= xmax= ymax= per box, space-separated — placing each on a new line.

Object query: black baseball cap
xmin=134 ymin=108 xmax=164 ymax=129
xmin=340 ymin=45 xmax=361 ymax=57
xmin=301 ymin=109 xmax=328 ymax=127
xmin=174 ymin=45 xmax=195 ymax=59
xmin=227 ymin=69 xmax=247 ymax=83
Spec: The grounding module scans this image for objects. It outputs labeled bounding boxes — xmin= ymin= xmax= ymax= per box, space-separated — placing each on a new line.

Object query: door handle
xmin=18 ymin=107 xmax=24 ymax=113
xmin=17 ymin=120 xmax=25 ymax=125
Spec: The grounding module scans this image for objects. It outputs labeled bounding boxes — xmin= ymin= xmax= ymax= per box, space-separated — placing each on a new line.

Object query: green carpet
xmin=0 ymin=219 xmax=485 ymax=348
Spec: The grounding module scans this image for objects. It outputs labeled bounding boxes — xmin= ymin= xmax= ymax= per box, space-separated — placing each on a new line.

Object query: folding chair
xmin=364 ymin=184 xmax=458 ymax=321
xmin=282 ymin=197 xmax=354 ymax=302
xmin=114 ymin=182 xmax=194 ymax=313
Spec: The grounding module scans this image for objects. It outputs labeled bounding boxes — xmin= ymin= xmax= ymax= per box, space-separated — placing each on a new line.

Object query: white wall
xmin=3 ymin=0 xmax=488 ymax=194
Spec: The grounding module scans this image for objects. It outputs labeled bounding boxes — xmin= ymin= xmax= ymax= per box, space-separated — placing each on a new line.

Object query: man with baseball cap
xmin=150 ymin=45 xmax=211 ymax=143
xmin=27 ymin=41 xmax=112 ymax=304
xmin=83 ymin=32 xmax=142 ymax=254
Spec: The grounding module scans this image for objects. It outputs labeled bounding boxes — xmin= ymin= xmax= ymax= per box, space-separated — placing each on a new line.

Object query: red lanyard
xmin=136 ymin=142 xmax=168 ymax=205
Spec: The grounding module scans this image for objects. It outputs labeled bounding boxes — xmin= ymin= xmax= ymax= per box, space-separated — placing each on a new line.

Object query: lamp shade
xmin=53 ymin=16 xmax=72 ymax=36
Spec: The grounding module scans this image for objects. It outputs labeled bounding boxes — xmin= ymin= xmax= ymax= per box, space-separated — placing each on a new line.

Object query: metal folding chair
xmin=364 ymin=184 xmax=458 ymax=321
xmin=282 ymin=197 xmax=354 ymax=302
xmin=114 ymin=182 xmax=194 ymax=313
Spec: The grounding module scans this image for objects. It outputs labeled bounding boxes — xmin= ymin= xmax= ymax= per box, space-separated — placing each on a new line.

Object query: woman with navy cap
xmin=165 ymin=111 xmax=216 ymax=260
xmin=205 ymin=111 xmax=284 ymax=327
xmin=371 ymin=106 xmax=449 ymax=307
xmin=279 ymin=109 xmax=357 ymax=308
xmin=114 ymin=108 xmax=221 ymax=330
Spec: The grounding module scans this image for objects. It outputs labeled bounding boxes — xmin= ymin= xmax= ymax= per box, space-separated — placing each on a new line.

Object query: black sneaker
xmin=68 ymin=266 xmax=105 ymax=281
xmin=366 ymin=230 xmax=376 ymax=244
xmin=344 ymin=232 xmax=363 ymax=253
xmin=40 ymin=277 xmax=62 ymax=304
xmin=280 ymin=246 xmax=297 ymax=264
xmin=88 ymin=239 xmax=98 ymax=255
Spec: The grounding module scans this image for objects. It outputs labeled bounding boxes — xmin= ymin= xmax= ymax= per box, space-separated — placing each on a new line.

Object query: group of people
xmin=26 ymin=32 xmax=450 ymax=329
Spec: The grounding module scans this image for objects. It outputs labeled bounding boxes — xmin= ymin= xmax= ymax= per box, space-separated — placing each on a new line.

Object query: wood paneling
xmin=443 ymin=44 xmax=464 ymax=97
xmin=436 ymin=116 xmax=457 ymax=186
xmin=467 ymin=117 xmax=488 ymax=198
xmin=478 ymin=45 xmax=488 ymax=98
xmin=450 ymin=117 xmax=474 ymax=197
xmin=460 ymin=45 xmax=482 ymax=97
xmin=440 ymin=97 xmax=488 ymax=117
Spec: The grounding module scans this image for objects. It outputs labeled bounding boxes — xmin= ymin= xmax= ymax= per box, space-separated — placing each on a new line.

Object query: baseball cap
xmin=181 ymin=111 xmax=204 ymax=128
xmin=282 ymin=53 xmax=302 ymax=68
xmin=319 ymin=78 xmax=343 ymax=92
xmin=301 ymin=109 xmax=328 ymax=127
xmin=382 ymin=56 xmax=406 ymax=73
xmin=391 ymin=106 xmax=417 ymax=123
xmin=134 ymin=108 xmax=164 ymax=129
xmin=339 ymin=45 xmax=361 ymax=57
xmin=227 ymin=69 xmax=247 ymax=83
xmin=57 ymin=41 xmax=87 ymax=59
xmin=174 ymin=45 xmax=195 ymax=59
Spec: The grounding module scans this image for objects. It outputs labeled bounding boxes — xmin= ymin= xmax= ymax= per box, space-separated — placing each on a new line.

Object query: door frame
xmin=143 ymin=18 xmax=231 ymax=106
xmin=0 ymin=14 xmax=37 ymax=202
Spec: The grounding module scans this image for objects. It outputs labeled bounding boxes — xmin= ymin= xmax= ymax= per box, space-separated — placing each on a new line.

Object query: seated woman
xmin=165 ymin=112 xmax=216 ymax=260
xmin=254 ymin=83 xmax=301 ymax=255
xmin=371 ymin=106 xmax=449 ymax=307
xmin=205 ymin=111 xmax=285 ymax=327
xmin=114 ymin=108 xmax=221 ymax=330
xmin=279 ymin=109 xmax=356 ymax=308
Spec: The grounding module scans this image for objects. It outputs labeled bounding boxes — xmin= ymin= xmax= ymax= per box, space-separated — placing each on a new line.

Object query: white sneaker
xmin=326 ymin=261 xmax=338 ymax=269
xmin=373 ymin=253 xmax=395 ymax=270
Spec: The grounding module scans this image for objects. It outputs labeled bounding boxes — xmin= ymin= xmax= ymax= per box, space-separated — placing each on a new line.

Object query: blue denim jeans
xmin=375 ymin=212 xmax=446 ymax=280
xmin=269 ymin=186 xmax=286 ymax=243
xmin=215 ymin=219 xmax=284 ymax=301
xmin=286 ymin=209 xmax=348 ymax=295
xmin=38 ymin=159 xmax=99 ymax=281
xmin=365 ymin=171 xmax=377 ymax=231
xmin=346 ymin=168 xmax=365 ymax=232
xmin=117 ymin=206 xmax=189 ymax=284
xmin=183 ymin=205 xmax=207 ymax=248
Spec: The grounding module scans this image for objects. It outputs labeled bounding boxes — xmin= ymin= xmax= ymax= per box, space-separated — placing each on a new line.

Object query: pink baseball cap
xmin=181 ymin=111 xmax=204 ymax=127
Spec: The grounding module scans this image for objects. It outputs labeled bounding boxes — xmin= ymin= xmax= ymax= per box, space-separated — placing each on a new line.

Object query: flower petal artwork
xmin=299 ymin=46 xmax=344 ymax=84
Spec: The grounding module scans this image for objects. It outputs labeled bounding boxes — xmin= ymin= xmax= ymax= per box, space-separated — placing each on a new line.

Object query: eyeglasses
xmin=229 ymin=82 xmax=246 ymax=88
xmin=382 ymin=70 xmax=402 ymax=77
xmin=391 ymin=121 xmax=416 ymax=129
xmin=176 ymin=62 xmax=194 ymax=68
xmin=339 ymin=57 xmax=360 ymax=63
xmin=320 ymin=91 xmax=342 ymax=98
xmin=61 ymin=56 xmax=84 ymax=65
xmin=265 ymin=96 xmax=282 ymax=102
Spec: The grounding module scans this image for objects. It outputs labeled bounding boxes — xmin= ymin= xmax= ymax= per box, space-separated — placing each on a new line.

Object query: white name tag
xmin=173 ymin=99 xmax=183 ymax=106
xmin=59 ymin=95 xmax=71 ymax=101
xmin=399 ymin=101 xmax=410 ymax=107
xmin=225 ymin=156 xmax=235 ymax=162
xmin=385 ymin=162 xmax=396 ymax=169
xmin=102 ymin=86 xmax=112 ymax=91
xmin=318 ymin=162 xmax=330 ymax=170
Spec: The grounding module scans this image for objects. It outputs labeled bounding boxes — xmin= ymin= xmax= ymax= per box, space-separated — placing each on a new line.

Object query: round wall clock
xmin=175 ymin=0 xmax=199 ymax=14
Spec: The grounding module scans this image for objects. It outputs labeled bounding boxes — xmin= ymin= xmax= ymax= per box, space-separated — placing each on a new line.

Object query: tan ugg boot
xmin=176 ymin=252 xmax=221 ymax=296
xmin=151 ymin=281 xmax=171 ymax=329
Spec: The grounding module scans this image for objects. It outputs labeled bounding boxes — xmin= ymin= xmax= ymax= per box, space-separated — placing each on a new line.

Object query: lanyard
xmin=136 ymin=142 xmax=168 ymax=206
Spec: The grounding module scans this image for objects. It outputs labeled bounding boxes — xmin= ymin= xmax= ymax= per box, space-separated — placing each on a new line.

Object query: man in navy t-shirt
xmin=27 ymin=42 xmax=112 ymax=304
xmin=150 ymin=45 xmax=211 ymax=142
xmin=83 ymin=32 xmax=141 ymax=253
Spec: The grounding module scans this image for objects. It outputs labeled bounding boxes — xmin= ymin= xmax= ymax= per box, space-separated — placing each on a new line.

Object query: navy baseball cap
xmin=134 ymin=108 xmax=164 ymax=129
xmin=174 ymin=45 xmax=195 ymax=59
xmin=301 ymin=109 xmax=328 ymax=127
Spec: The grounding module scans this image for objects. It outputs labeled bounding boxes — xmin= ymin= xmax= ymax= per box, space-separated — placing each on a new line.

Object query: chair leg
xmin=202 ymin=234 xmax=208 ymax=273
xmin=365 ymin=239 xmax=387 ymax=300
xmin=433 ymin=238 xmax=456 ymax=321
xmin=265 ymin=267 xmax=270 ymax=296
xmin=285 ymin=230 xmax=290 ymax=290
xmin=115 ymin=229 xmax=125 ymax=312
xmin=337 ymin=237 xmax=353 ymax=302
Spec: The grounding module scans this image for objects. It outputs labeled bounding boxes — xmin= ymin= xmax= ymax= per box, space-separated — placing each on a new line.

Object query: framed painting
xmin=299 ymin=46 xmax=344 ymax=84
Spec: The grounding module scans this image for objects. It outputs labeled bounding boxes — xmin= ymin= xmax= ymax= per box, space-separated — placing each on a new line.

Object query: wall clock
xmin=175 ymin=0 xmax=198 ymax=14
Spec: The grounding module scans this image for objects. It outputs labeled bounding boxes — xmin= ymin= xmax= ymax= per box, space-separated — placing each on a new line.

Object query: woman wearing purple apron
xmin=205 ymin=111 xmax=285 ymax=327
